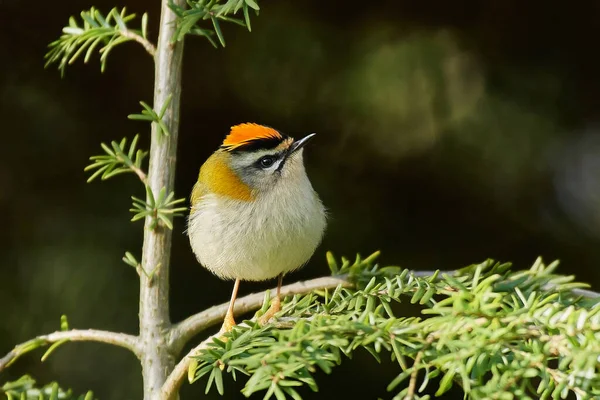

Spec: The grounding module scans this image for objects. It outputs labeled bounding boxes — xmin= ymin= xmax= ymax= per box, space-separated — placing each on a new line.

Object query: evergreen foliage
xmin=189 ymin=253 xmax=600 ymax=399
xmin=169 ymin=0 xmax=260 ymax=46
xmin=84 ymin=135 xmax=187 ymax=231
xmin=1 ymin=375 xmax=94 ymax=400
xmin=44 ymin=7 xmax=152 ymax=74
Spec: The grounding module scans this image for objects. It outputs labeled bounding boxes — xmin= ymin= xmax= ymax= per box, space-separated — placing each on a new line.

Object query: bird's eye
xmin=258 ymin=155 xmax=276 ymax=169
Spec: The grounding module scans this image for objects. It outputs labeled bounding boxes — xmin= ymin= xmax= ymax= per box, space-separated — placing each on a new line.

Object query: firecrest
xmin=187 ymin=123 xmax=327 ymax=332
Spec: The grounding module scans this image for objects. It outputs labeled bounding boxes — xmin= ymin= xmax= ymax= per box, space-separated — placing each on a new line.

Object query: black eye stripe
xmin=223 ymin=136 xmax=289 ymax=152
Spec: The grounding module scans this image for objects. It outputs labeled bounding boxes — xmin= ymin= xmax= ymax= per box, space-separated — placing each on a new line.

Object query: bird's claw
xmin=258 ymin=296 xmax=281 ymax=325
xmin=219 ymin=312 xmax=236 ymax=334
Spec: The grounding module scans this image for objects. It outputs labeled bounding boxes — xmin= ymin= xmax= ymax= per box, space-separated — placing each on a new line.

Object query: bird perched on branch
xmin=188 ymin=123 xmax=327 ymax=332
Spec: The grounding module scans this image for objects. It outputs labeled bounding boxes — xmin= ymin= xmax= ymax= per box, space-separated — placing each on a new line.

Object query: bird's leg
xmin=220 ymin=278 xmax=240 ymax=333
xmin=258 ymin=274 xmax=283 ymax=325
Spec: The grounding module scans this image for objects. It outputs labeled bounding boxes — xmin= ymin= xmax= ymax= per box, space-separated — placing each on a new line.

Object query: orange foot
xmin=258 ymin=295 xmax=281 ymax=325
xmin=219 ymin=312 xmax=236 ymax=334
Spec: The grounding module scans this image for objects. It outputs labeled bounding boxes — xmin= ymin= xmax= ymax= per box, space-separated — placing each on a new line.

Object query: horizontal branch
xmin=0 ymin=329 xmax=140 ymax=372
xmin=158 ymin=263 xmax=600 ymax=399
xmin=166 ymin=267 xmax=600 ymax=357
xmin=162 ymin=272 xmax=389 ymax=398
xmin=161 ymin=270 xmax=461 ymax=398
xmin=167 ymin=275 xmax=352 ymax=355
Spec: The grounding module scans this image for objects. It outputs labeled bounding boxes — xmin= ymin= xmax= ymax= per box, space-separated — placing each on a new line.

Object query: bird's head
xmin=193 ymin=123 xmax=317 ymax=203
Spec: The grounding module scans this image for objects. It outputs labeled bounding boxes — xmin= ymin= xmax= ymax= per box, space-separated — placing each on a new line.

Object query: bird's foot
xmin=257 ymin=295 xmax=281 ymax=325
xmin=219 ymin=312 xmax=236 ymax=334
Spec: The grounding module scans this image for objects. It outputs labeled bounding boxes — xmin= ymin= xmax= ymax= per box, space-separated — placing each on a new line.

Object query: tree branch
xmin=119 ymin=29 xmax=156 ymax=57
xmin=162 ymin=272 xmax=425 ymax=398
xmin=167 ymin=275 xmax=352 ymax=355
xmin=160 ymin=275 xmax=352 ymax=399
xmin=546 ymin=286 xmax=600 ymax=299
xmin=161 ymin=332 xmax=220 ymax=400
xmin=166 ymin=268 xmax=600 ymax=356
xmin=0 ymin=329 xmax=140 ymax=372
xmin=157 ymin=265 xmax=600 ymax=399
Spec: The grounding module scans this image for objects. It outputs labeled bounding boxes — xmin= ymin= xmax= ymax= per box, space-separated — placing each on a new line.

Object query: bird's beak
xmin=289 ymin=133 xmax=316 ymax=154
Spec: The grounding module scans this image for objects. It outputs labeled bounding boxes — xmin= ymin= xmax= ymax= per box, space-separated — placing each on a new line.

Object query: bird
xmin=187 ymin=123 xmax=327 ymax=333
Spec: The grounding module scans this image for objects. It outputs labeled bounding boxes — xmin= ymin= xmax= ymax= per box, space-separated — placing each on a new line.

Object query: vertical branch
xmin=139 ymin=0 xmax=185 ymax=398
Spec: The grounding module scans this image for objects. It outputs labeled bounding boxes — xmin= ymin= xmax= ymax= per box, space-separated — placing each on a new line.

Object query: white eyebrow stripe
xmin=271 ymin=158 xmax=284 ymax=171
xmin=229 ymin=149 xmax=288 ymax=174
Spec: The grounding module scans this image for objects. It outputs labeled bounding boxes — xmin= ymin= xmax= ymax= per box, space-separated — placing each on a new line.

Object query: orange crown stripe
xmin=222 ymin=123 xmax=283 ymax=149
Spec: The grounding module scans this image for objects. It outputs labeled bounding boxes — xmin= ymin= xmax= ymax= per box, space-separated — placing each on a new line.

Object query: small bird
xmin=188 ymin=123 xmax=327 ymax=332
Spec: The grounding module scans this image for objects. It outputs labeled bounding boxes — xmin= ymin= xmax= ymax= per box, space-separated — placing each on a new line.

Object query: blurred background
xmin=2 ymin=0 xmax=600 ymax=398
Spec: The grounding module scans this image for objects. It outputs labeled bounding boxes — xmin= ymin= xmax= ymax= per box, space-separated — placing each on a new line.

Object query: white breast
xmin=188 ymin=175 xmax=327 ymax=281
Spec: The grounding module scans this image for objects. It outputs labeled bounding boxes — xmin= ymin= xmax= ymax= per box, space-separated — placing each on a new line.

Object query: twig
xmin=119 ymin=29 xmax=156 ymax=57
xmin=510 ymin=346 xmax=591 ymax=398
xmin=421 ymin=270 xmax=600 ymax=299
xmin=160 ymin=332 xmax=221 ymax=400
xmin=0 ymin=329 xmax=140 ymax=372
xmin=130 ymin=164 xmax=148 ymax=183
xmin=404 ymin=334 xmax=435 ymax=400
xmin=114 ymin=154 xmax=147 ymax=183
xmin=167 ymin=275 xmax=352 ymax=355
xmin=161 ymin=275 xmax=352 ymax=398
xmin=544 ymin=285 xmax=600 ymax=299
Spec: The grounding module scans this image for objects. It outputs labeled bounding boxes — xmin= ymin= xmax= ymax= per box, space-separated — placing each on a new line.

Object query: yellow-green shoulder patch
xmin=194 ymin=152 xmax=254 ymax=203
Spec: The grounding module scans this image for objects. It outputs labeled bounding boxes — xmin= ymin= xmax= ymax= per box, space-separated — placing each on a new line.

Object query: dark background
xmin=2 ymin=0 xmax=600 ymax=398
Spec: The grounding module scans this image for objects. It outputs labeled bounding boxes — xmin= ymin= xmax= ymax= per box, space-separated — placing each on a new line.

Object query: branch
xmin=546 ymin=286 xmax=600 ymax=299
xmin=119 ymin=29 xmax=156 ymax=56
xmin=170 ymin=0 xmax=261 ymax=46
xmin=44 ymin=7 xmax=156 ymax=75
xmin=163 ymin=258 xmax=600 ymax=400
xmin=162 ymin=272 xmax=445 ymax=398
xmin=161 ymin=332 xmax=220 ymax=400
xmin=160 ymin=275 xmax=354 ymax=399
xmin=167 ymin=266 xmax=600 ymax=357
xmin=167 ymin=275 xmax=352 ymax=355
xmin=405 ymin=334 xmax=436 ymax=400
xmin=125 ymin=160 xmax=148 ymax=183
xmin=0 ymin=329 xmax=140 ymax=372
xmin=84 ymin=134 xmax=148 ymax=184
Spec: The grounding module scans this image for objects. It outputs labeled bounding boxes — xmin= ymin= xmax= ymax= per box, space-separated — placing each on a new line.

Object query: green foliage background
xmin=2 ymin=0 xmax=600 ymax=398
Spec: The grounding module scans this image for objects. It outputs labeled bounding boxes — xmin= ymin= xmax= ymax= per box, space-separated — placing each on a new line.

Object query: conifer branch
xmin=167 ymin=275 xmax=351 ymax=354
xmin=161 ymin=332 xmax=220 ymax=400
xmin=168 ymin=259 xmax=600 ymax=357
xmin=128 ymin=96 xmax=173 ymax=138
xmin=130 ymin=186 xmax=187 ymax=230
xmin=45 ymin=7 xmax=156 ymax=74
xmin=84 ymin=134 xmax=148 ymax=184
xmin=0 ymin=329 xmax=141 ymax=371
xmin=169 ymin=0 xmax=261 ymax=46
xmin=164 ymin=255 xmax=600 ymax=400
xmin=1 ymin=375 xmax=94 ymax=399
xmin=119 ymin=28 xmax=156 ymax=56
